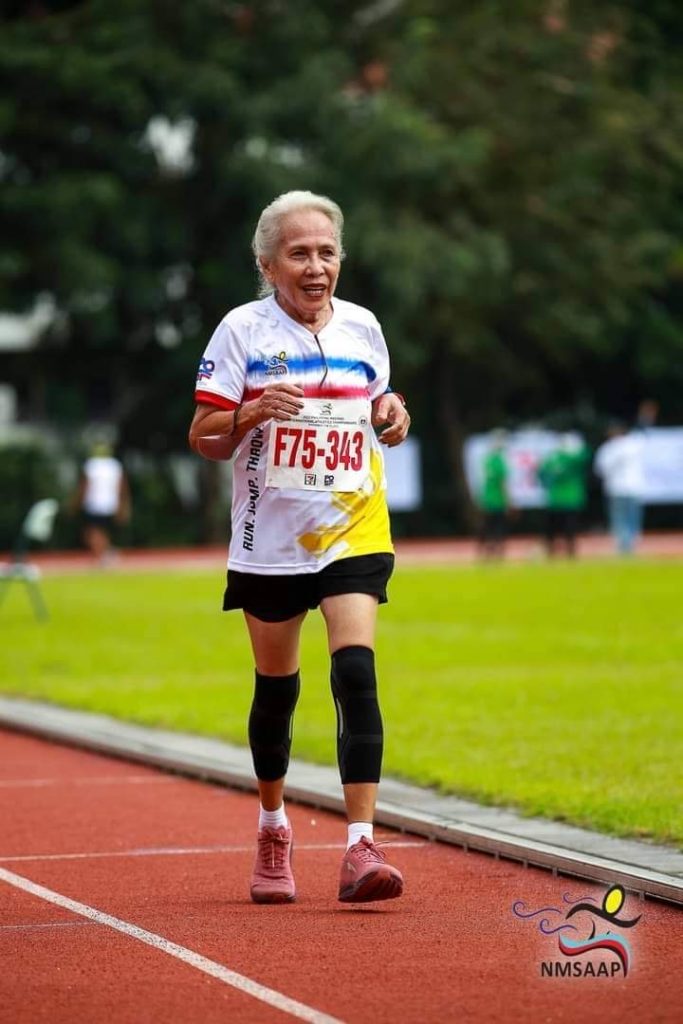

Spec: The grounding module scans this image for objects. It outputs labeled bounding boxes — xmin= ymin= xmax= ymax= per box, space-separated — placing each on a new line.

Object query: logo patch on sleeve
xmin=196 ymin=358 xmax=215 ymax=383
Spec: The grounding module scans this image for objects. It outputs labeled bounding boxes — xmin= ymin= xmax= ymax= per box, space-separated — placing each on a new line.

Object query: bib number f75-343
xmin=272 ymin=427 xmax=364 ymax=472
xmin=265 ymin=398 xmax=372 ymax=491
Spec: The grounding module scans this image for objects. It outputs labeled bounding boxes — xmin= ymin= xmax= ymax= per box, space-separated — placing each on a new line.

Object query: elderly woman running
xmin=189 ymin=190 xmax=410 ymax=904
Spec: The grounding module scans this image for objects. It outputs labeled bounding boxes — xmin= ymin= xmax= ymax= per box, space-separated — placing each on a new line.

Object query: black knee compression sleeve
xmin=330 ymin=645 xmax=383 ymax=784
xmin=248 ymin=670 xmax=300 ymax=782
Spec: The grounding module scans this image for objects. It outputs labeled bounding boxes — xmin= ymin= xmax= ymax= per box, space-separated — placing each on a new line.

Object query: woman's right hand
xmin=253 ymin=383 xmax=305 ymax=423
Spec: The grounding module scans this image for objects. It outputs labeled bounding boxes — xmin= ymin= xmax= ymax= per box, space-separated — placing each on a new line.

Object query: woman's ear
xmin=259 ymin=256 xmax=275 ymax=284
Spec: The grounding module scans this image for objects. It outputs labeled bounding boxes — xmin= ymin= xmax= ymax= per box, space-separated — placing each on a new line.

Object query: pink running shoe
xmin=338 ymin=836 xmax=404 ymax=903
xmin=250 ymin=826 xmax=296 ymax=904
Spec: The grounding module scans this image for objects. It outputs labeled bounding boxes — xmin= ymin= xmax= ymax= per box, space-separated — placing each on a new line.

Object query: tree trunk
xmin=435 ymin=343 xmax=478 ymax=535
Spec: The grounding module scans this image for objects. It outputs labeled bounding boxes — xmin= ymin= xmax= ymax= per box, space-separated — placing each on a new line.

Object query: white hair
xmin=251 ymin=190 xmax=345 ymax=296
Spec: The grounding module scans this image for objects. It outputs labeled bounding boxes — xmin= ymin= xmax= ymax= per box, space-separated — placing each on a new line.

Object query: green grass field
xmin=2 ymin=559 xmax=682 ymax=845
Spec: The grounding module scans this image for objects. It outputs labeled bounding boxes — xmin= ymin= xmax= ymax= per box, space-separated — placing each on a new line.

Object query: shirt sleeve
xmin=367 ymin=316 xmax=391 ymax=401
xmin=194 ymin=317 xmax=248 ymax=409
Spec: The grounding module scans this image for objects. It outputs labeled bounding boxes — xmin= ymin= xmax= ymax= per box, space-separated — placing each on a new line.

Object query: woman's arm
xmin=188 ymin=405 xmax=241 ymax=461
xmin=189 ymin=384 xmax=305 ymax=461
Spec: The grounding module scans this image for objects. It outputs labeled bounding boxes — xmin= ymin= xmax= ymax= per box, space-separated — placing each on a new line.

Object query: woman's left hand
xmin=372 ymin=393 xmax=411 ymax=447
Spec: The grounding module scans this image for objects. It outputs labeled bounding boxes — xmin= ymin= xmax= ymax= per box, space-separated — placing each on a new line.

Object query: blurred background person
xmin=477 ymin=430 xmax=509 ymax=560
xmin=594 ymin=423 xmax=645 ymax=555
xmin=636 ymin=398 xmax=659 ymax=433
xmin=73 ymin=443 xmax=130 ymax=566
xmin=537 ymin=434 xmax=590 ymax=558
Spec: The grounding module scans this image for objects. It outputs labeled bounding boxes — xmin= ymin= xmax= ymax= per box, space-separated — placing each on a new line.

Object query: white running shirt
xmin=195 ymin=295 xmax=394 ymax=574
xmin=594 ymin=433 xmax=645 ymax=498
xmin=82 ymin=457 xmax=123 ymax=516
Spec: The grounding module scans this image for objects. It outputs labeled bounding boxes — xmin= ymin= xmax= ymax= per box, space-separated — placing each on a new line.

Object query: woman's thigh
xmin=320 ymin=593 xmax=378 ymax=655
xmin=244 ymin=612 xmax=307 ymax=675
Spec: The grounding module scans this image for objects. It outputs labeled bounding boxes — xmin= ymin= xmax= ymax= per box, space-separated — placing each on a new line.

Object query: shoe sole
xmin=250 ymin=890 xmax=296 ymax=904
xmin=338 ymin=867 xmax=403 ymax=904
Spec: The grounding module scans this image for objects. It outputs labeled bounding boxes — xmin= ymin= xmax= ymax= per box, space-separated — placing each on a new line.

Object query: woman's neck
xmin=274 ymin=294 xmax=333 ymax=334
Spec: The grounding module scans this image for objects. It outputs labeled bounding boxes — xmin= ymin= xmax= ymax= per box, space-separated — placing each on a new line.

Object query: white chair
xmin=0 ymin=498 xmax=59 ymax=621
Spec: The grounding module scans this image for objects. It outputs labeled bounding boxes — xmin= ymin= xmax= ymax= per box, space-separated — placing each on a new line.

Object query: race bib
xmin=266 ymin=398 xmax=372 ymax=491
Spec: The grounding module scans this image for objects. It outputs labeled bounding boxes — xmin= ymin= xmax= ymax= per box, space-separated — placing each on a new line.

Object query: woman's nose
xmin=305 ymin=255 xmax=324 ymax=275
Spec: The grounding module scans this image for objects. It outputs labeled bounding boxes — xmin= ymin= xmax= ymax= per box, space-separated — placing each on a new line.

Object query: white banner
xmin=640 ymin=428 xmax=683 ymax=503
xmin=464 ymin=430 xmax=575 ymax=509
xmin=464 ymin=427 xmax=683 ymax=508
xmin=383 ymin=436 xmax=422 ymax=512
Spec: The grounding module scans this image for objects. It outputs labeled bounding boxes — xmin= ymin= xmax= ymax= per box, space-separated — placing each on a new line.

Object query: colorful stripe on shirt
xmin=241 ymin=384 xmax=369 ymax=402
xmin=247 ymin=354 xmax=377 ymax=382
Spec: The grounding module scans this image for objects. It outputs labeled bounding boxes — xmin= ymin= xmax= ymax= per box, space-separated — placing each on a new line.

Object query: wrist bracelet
xmin=230 ymin=404 xmax=243 ymax=436
xmin=381 ymin=388 xmax=407 ymax=407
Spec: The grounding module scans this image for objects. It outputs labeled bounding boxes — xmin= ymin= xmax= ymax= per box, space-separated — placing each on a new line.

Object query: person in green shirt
xmin=537 ymin=434 xmax=589 ymax=558
xmin=477 ymin=431 xmax=509 ymax=559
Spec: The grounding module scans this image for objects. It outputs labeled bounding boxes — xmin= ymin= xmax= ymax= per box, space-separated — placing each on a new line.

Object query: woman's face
xmin=261 ymin=209 xmax=341 ymax=325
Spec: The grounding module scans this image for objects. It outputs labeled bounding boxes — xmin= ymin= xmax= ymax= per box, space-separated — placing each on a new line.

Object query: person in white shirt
xmin=594 ymin=423 xmax=645 ymax=554
xmin=75 ymin=444 xmax=130 ymax=564
xmin=189 ymin=190 xmax=410 ymax=906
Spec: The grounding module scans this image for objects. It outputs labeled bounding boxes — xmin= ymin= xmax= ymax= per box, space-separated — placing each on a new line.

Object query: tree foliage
xmin=1 ymin=0 xmax=681 ymax=533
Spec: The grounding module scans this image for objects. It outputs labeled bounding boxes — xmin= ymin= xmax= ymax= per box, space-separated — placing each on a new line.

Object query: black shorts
xmin=223 ymin=553 xmax=395 ymax=622
xmin=81 ymin=512 xmax=116 ymax=529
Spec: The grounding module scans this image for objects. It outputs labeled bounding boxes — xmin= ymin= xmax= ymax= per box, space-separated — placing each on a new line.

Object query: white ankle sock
xmin=347 ymin=821 xmax=373 ymax=849
xmin=259 ymin=804 xmax=288 ymax=830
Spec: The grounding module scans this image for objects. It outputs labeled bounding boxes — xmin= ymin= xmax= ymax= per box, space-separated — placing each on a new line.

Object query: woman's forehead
xmin=278 ymin=209 xmax=337 ymax=248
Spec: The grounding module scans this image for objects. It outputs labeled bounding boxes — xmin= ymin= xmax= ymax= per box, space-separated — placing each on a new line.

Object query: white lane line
xmin=0 ymin=840 xmax=426 ymax=864
xmin=0 ymin=776 xmax=173 ymax=788
xmin=0 ymin=866 xmax=344 ymax=1024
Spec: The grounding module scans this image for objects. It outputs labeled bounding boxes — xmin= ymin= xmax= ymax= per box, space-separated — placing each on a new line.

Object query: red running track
xmin=14 ymin=530 xmax=683 ymax=576
xmin=1 ymin=729 xmax=681 ymax=1023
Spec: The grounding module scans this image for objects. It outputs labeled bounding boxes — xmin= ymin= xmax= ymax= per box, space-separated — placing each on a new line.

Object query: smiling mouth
xmin=302 ymin=285 xmax=326 ymax=297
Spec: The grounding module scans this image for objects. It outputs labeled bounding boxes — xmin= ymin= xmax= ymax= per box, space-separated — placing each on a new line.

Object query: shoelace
xmin=258 ymin=832 xmax=290 ymax=870
xmin=351 ymin=838 xmax=388 ymax=864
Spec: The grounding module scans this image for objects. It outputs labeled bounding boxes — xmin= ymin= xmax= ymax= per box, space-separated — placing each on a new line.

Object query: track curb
xmin=1 ymin=696 xmax=682 ymax=906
